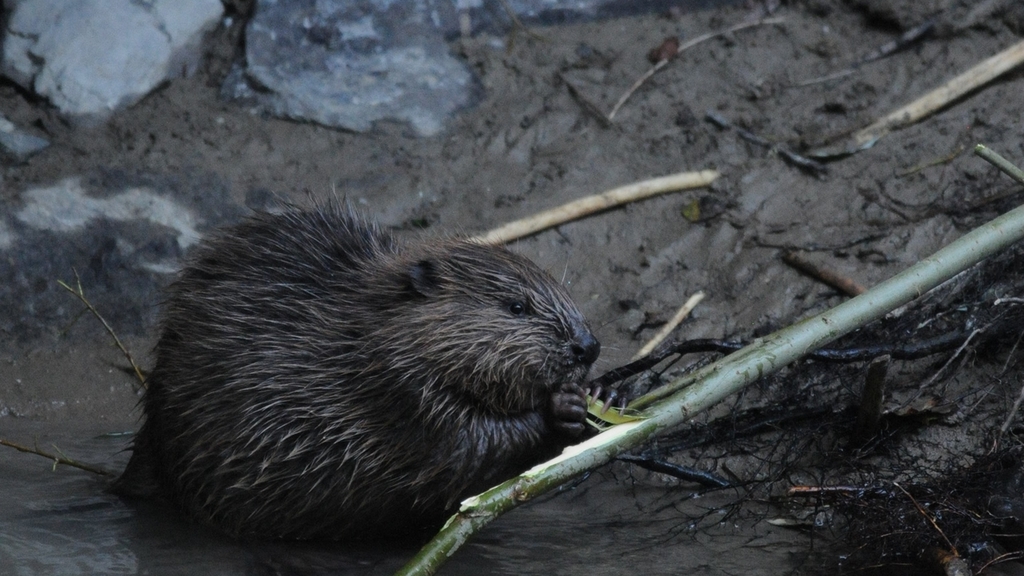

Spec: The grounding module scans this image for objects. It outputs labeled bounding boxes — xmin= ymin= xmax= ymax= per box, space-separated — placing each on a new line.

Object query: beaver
xmin=113 ymin=204 xmax=600 ymax=541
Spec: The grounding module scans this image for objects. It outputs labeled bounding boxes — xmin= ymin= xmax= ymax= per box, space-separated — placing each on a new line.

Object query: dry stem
xmin=0 ymin=438 xmax=115 ymax=477
xmin=607 ymin=17 xmax=785 ymax=121
xmin=632 ymin=291 xmax=705 ymax=360
xmin=58 ymin=271 xmax=146 ymax=388
xmin=473 ymin=170 xmax=719 ymax=245
xmin=853 ymin=40 xmax=1024 ymax=147
xmin=814 ymin=40 xmax=1024 ymax=156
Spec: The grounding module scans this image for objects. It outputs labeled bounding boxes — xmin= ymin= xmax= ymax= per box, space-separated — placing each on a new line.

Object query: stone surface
xmin=1 ymin=0 xmax=222 ymax=120
xmin=0 ymin=0 xmax=726 ymax=134
xmin=0 ymin=114 xmax=49 ymax=163
xmin=0 ymin=172 xmax=242 ymax=341
xmin=226 ymin=0 xmax=729 ymax=136
xmin=225 ymin=0 xmax=477 ymax=137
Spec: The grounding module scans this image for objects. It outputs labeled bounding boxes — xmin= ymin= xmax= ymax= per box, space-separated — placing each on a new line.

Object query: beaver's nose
xmin=571 ymin=331 xmax=600 ymax=365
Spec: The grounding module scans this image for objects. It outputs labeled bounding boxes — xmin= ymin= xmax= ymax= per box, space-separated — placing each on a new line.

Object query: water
xmin=1 ymin=420 xmax=815 ymax=575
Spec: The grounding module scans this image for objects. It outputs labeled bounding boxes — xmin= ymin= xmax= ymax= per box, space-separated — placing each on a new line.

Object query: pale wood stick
xmin=632 ymin=292 xmax=705 ymax=360
xmin=473 ymin=170 xmax=719 ymax=245
xmin=850 ymin=39 xmax=1024 ymax=149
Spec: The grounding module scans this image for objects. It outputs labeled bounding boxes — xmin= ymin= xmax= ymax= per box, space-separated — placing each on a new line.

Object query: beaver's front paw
xmin=549 ymin=383 xmax=588 ymax=438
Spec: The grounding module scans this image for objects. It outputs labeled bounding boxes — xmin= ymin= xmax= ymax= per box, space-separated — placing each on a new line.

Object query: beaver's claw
xmin=585 ymin=382 xmax=627 ymax=414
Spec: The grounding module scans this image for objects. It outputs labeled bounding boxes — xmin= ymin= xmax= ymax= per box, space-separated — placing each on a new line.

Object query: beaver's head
xmin=375 ymin=240 xmax=600 ymax=414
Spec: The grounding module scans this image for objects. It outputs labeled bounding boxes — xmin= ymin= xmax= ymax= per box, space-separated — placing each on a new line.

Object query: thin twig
xmin=782 ymin=251 xmax=867 ymax=296
xmin=632 ymin=292 xmax=705 ymax=360
xmin=607 ymin=60 xmax=670 ymax=122
xmin=473 ymin=170 xmax=719 ymax=244
xmin=920 ymin=327 xmax=983 ymax=390
xmin=896 ymin=145 xmax=966 ymax=178
xmin=991 ymin=334 xmax=1024 ymax=453
xmin=789 ymin=485 xmax=867 ymax=496
xmin=607 ymin=17 xmax=785 ymax=121
xmin=977 ymin=551 xmax=1024 ymax=574
xmin=893 ymin=482 xmax=957 ymax=554
xmin=559 ymin=72 xmax=613 ymax=127
xmin=58 ymin=271 xmax=146 ymax=388
xmin=796 ymin=21 xmax=934 ymax=87
xmin=496 ymin=0 xmax=544 ymax=45
xmin=617 ymin=454 xmax=731 ymax=487
xmin=705 ymin=111 xmax=827 ymax=174
xmin=589 ymin=329 xmax=968 ymax=393
xmin=997 ymin=378 xmax=1024 ymax=436
xmin=1000 ymin=329 xmax=1024 ymax=376
xmin=0 ymin=438 xmax=116 ymax=477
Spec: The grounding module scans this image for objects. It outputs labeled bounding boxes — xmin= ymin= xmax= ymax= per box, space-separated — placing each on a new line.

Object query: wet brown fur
xmin=113 ymin=204 xmax=599 ymax=540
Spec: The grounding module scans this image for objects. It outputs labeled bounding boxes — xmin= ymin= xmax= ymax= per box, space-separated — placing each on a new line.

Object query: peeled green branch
xmin=395 ymin=147 xmax=1024 ymax=576
xmin=976 ymin=144 xmax=1024 ymax=185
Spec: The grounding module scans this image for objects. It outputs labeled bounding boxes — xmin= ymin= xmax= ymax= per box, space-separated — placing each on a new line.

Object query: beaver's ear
xmin=406 ymin=259 xmax=441 ymax=297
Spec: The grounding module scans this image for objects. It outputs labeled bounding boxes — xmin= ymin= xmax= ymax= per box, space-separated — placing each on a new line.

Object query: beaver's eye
xmin=507 ymin=301 xmax=526 ymax=316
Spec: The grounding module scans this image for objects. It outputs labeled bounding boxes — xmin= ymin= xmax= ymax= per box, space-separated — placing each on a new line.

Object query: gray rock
xmin=2 ymin=0 xmax=223 ymax=120
xmin=0 ymin=114 xmax=49 ymax=163
xmin=0 ymin=172 xmax=243 ymax=341
xmin=226 ymin=0 xmax=476 ymax=137
xmin=15 ymin=177 xmax=203 ymax=258
xmin=226 ymin=0 xmax=725 ymax=136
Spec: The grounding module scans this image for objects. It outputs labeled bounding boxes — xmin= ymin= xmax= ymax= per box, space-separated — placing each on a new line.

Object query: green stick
xmin=395 ymin=146 xmax=1024 ymax=576
xmin=976 ymin=144 xmax=1024 ymax=185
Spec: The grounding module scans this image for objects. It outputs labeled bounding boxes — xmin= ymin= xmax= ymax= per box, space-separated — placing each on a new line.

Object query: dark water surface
xmin=1 ymin=419 xmax=815 ymax=575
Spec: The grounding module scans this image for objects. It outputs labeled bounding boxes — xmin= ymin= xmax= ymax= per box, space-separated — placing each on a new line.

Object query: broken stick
xmin=632 ymin=292 xmax=705 ymax=360
xmin=812 ymin=39 xmax=1024 ymax=157
xmin=473 ymin=170 xmax=719 ymax=245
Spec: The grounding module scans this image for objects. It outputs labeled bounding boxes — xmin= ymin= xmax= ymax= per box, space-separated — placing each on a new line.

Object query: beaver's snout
xmin=571 ymin=329 xmax=600 ymax=366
